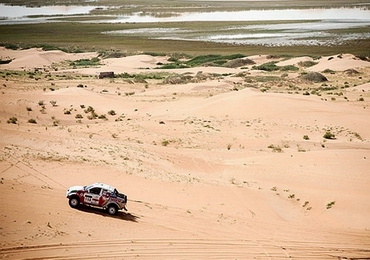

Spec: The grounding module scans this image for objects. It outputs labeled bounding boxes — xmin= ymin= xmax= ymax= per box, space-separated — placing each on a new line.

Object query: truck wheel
xmin=107 ymin=204 xmax=118 ymax=215
xmin=69 ymin=197 xmax=80 ymax=208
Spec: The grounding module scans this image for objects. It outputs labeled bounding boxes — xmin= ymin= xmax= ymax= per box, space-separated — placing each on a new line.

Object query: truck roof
xmin=88 ymin=183 xmax=116 ymax=192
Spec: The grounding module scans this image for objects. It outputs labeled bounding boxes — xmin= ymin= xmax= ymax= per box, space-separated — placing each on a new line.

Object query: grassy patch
xmin=70 ymin=57 xmax=101 ymax=67
xmin=157 ymin=54 xmax=246 ymax=69
xmin=2 ymin=21 xmax=369 ymax=57
xmin=323 ymin=131 xmax=336 ymax=140
xmin=253 ymin=62 xmax=298 ymax=72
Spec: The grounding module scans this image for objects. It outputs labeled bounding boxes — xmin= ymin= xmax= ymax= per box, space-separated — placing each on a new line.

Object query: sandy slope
xmin=0 ymin=48 xmax=370 ymax=259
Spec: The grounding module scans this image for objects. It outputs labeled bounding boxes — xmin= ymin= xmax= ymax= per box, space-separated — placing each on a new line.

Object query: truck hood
xmin=66 ymin=185 xmax=85 ymax=196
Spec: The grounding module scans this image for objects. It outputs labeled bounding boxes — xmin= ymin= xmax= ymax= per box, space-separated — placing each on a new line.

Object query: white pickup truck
xmin=66 ymin=183 xmax=127 ymax=215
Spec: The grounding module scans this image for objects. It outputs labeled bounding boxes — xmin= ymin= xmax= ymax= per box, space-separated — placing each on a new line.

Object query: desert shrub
xmin=267 ymin=144 xmax=283 ymax=152
xmin=323 ymin=131 xmax=335 ymax=139
xmin=298 ymin=60 xmax=318 ymax=67
xmin=185 ymin=54 xmax=245 ymax=67
xmin=108 ymin=110 xmax=116 ymax=116
xmin=38 ymin=100 xmax=45 ymax=106
xmin=26 ymin=107 xmax=32 ymax=111
xmin=303 ymin=135 xmax=310 ymax=140
xmin=224 ymin=58 xmax=255 ymax=68
xmin=280 ymin=65 xmax=299 ymax=71
xmin=253 ymin=62 xmax=279 ymax=71
xmin=143 ymin=52 xmax=167 ymax=57
xmin=158 ymin=63 xmax=189 ymax=69
xmin=161 ymin=140 xmax=170 ymax=146
xmin=352 ymin=132 xmax=363 ymax=140
xmin=50 ymin=100 xmax=57 ymax=107
xmin=84 ymin=106 xmax=95 ymax=113
xmin=7 ymin=117 xmax=18 ymax=124
xmin=322 ymin=69 xmax=335 ymax=74
xmin=0 ymin=58 xmax=12 ymax=64
xmin=300 ymin=72 xmax=328 ymax=83
xmin=98 ymin=114 xmax=107 ymax=120
xmin=3 ymin=43 xmax=19 ymax=50
xmin=75 ymin=114 xmax=83 ymax=119
xmin=70 ymin=57 xmax=101 ymax=67
xmin=344 ymin=69 xmax=359 ymax=76
xmin=356 ymin=55 xmax=370 ymax=61
xmin=326 ymin=201 xmax=335 ymax=209
xmin=28 ymin=118 xmax=37 ymax=124
xmin=98 ymin=50 xmax=127 ymax=59
xmin=358 ymin=97 xmax=364 ymax=101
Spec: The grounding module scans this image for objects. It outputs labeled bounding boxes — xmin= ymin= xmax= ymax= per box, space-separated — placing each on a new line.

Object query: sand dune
xmin=1 ymin=48 xmax=370 ymax=259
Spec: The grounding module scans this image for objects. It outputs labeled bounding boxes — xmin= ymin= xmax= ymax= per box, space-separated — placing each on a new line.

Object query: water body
xmin=107 ymin=7 xmax=370 ymax=23
xmin=1 ymin=4 xmax=370 ymax=46
xmin=1 ymin=4 xmax=369 ymax=23
xmin=0 ymin=4 xmax=98 ymax=19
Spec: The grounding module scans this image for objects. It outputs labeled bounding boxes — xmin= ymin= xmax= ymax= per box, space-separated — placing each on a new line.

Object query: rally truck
xmin=66 ymin=183 xmax=127 ymax=215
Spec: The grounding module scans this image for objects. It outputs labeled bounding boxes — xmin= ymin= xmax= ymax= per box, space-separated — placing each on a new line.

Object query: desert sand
xmin=0 ymin=47 xmax=370 ymax=259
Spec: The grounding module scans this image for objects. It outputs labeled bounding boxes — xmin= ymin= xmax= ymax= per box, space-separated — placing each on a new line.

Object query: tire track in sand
xmin=2 ymin=238 xmax=369 ymax=259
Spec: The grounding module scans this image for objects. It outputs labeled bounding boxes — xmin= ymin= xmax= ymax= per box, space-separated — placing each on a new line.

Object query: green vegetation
xmin=1 ymin=21 xmax=369 ymax=56
xmin=253 ymin=62 xmax=298 ymax=72
xmin=323 ymin=131 xmax=336 ymax=140
xmin=107 ymin=110 xmax=116 ymax=116
xmin=298 ymin=60 xmax=318 ymax=67
xmin=70 ymin=57 xmax=101 ymax=67
xmin=157 ymin=54 xmax=246 ymax=69
xmin=326 ymin=201 xmax=336 ymax=209
xmin=161 ymin=139 xmax=170 ymax=146
xmin=253 ymin=62 xmax=280 ymax=72
xmin=116 ymin=72 xmax=171 ymax=80
xmin=267 ymin=144 xmax=283 ymax=153
xmin=186 ymin=54 xmax=245 ymax=67
xmin=7 ymin=117 xmax=18 ymax=124
xmin=0 ymin=58 xmax=12 ymax=64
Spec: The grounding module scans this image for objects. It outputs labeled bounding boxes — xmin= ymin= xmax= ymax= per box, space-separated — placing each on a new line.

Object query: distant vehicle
xmin=66 ymin=183 xmax=127 ymax=215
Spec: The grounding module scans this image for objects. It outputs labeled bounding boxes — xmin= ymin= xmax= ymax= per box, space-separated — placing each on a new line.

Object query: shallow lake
xmin=1 ymin=4 xmax=370 ymax=23
xmin=1 ymin=4 xmax=370 ymax=46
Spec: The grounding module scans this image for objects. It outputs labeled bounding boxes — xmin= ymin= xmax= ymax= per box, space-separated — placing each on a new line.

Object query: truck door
xmin=84 ymin=187 xmax=102 ymax=206
xmin=99 ymin=189 xmax=111 ymax=207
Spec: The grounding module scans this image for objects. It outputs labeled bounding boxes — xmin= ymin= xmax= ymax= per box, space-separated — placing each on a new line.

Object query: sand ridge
xmin=1 ymin=47 xmax=370 ymax=259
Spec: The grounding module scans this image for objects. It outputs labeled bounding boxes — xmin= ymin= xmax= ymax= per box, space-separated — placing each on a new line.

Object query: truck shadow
xmin=76 ymin=205 xmax=139 ymax=222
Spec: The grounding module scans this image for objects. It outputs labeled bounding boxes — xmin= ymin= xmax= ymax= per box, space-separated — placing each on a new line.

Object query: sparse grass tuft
xmin=108 ymin=110 xmax=116 ymax=116
xmin=326 ymin=201 xmax=336 ymax=209
xmin=298 ymin=60 xmax=318 ymax=67
xmin=323 ymin=131 xmax=335 ymax=140
xmin=7 ymin=117 xmax=18 ymax=124
xmin=268 ymin=144 xmax=283 ymax=152
xmin=161 ymin=139 xmax=170 ymax=146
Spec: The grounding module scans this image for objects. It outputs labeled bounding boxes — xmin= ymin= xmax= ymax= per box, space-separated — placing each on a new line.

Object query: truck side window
xmin=89 ymin=187 xmax=102 ymax=195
